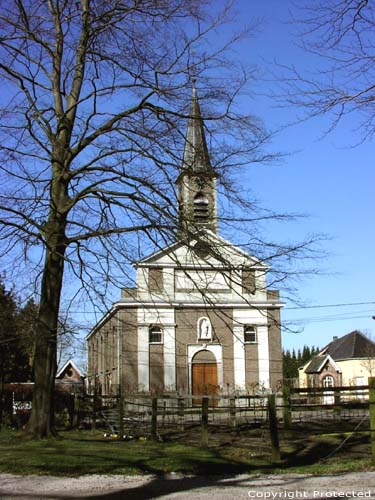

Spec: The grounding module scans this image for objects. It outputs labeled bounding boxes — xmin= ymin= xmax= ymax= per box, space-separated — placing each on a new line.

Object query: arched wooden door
xmin=192 ymin=350 xmax=218 ymax=405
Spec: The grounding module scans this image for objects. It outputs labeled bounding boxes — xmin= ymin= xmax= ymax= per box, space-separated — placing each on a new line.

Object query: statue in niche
xmin=198 ymin=317 xmax=212 ymax=340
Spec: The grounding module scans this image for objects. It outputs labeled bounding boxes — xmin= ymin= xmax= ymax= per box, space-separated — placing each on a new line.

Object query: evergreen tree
xmin=283 ymin=349 xmax=298 ymax=379
xmin=283 ymin=344 xmax=320 ymax=380
xmin=0 ymin=279 xmax=34 ymax=383
xmin=0 ymin=280 xmax=17 ymax=385
xmin=301 ymin=345 xmax=309 ymax=364
xmin=16 ymin=299 xmax=38 ymax=381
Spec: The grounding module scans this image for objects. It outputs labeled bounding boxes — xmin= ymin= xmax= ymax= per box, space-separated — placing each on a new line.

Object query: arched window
xmin=149 ymin=325 xmax=163 ymax=344
xmin=323 ymin=375 xmax=334 ymax=388
xmin=193 ymin=192 xmax=209 ymax=222
xmin=322 ymin=375 xmax=335 ymax=405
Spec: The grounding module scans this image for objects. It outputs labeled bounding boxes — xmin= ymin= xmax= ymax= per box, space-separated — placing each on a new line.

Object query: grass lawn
xmin=0 ymin=429 xmax=236 ymax=476
xmin=0 ymin=425 xmax=374 ymax=477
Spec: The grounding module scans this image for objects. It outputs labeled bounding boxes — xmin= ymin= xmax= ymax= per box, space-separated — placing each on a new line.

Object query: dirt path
xmin=1 ymin=472 xmax=375 ymax=500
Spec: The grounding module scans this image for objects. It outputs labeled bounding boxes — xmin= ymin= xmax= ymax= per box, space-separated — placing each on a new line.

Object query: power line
xmin=284 ymin=314 xmax=373 ymax=325
xmin=285 ymin=300 xmax=375 ymax=310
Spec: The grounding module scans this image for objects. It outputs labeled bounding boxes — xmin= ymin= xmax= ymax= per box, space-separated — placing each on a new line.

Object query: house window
xmin=148 ymin=268 xmax=164 ymax=293
xmin=193 ymin=192 xmax=209 ymax=223
xmin=322 ymin=375 xmax=334 ymax=388
xmin=242 ymin=269 xmax=256 ymax=294
xmin=149 ymin=325 xmax=163 ymax=344
xmin=244 ymin=325 xmax=257 ymax=343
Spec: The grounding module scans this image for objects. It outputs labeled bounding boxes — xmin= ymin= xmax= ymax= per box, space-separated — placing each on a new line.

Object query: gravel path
xmin=0 ymin=472 xmax=375 ymax=500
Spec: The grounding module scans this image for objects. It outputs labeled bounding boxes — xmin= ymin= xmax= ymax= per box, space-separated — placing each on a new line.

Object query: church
xmin=87 ymin=84 xmax=283 ymax=398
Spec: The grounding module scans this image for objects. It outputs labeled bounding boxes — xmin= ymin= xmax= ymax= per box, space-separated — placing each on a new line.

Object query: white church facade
xmin=87 ymin=84 xmax=283 ymax=398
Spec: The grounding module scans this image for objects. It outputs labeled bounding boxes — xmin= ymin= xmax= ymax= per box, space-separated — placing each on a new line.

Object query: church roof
xmin=182 ymin=81 xmax=213 ymax=175
xmin=321 ymin=330 xmax=375 ymax=360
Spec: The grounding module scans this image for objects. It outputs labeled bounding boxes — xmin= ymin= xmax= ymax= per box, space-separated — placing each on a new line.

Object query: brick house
xmin=299 ymin=330 xmax=375 ymax=389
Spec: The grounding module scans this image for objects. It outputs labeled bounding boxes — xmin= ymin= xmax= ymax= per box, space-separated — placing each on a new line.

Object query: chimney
xmin=333 ymin=336 xmax=338 ymax=341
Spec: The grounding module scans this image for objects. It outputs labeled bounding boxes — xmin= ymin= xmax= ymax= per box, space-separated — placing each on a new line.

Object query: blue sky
xmin=231 ymin=0 xmax=375 ymax=351
xmin=56 ymin=0 xmax=375 ymax=362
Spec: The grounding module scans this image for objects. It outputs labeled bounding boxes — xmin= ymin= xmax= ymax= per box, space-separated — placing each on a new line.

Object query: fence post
xmin=334 ymin=390 xmax=341 ymax=417
xmin=151 ymin=397 xmax=158 ymax=441
xmin=268 ymin=393 xmax=281 ymax=462
xmin=178 ymin=397 xmax=185 ymax=432
xmin=118 ymin=394 xmax=124 ymax=438
xmin=162 ymin=401 xmax=167 ymax=428
xmin=0 ymin=387 xmax=3 ymax=430
xmin=201 ymin=396 xmax=209 ymax=447
xmin=282 ymin=385 xmax=292 ymax=430
xmin=72 ymin=394 xmax=80 ymax=429
xmin=92 ymin=392 xmax=97 ymax=430
xmin=369 ymin=377 xmax=375 ymax=464
xmin=229 ymin=397 xmax=237 ymax=429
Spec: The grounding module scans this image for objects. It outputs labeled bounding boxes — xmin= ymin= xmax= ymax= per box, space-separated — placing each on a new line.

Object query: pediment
xmin=137 ymin=231 xmax=266 ymax=269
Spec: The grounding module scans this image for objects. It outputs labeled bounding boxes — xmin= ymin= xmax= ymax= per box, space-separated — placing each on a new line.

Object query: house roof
xmin=304 ymin=355 xmax=328 ymax=374
xmin=322 ymin=330 xmax=375 ymax=360
xmin=304 ymin=354 xmax=341 ymax=374
xmin=56 ymin=359 xmax=84 ymax=379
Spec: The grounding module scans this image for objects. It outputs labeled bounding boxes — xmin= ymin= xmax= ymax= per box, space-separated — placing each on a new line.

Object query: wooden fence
xmin=75 ymin=381 xmax=375 ymax=460
xmin=2 ymin=380 xmax=375 ymax=463
xmin=284 ymin=384 xmax=371 ymax=424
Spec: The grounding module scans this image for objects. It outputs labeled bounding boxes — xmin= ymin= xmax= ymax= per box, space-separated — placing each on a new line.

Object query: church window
xmin=197 ymin=316 xmax=212 ymax=341
xmin=244 ymin=325 xmax=257 ymax=343
xmin=242 ymin=269 xmax=256 ymax=294
xmin=149 ymin=325 xmax=163 ymax=344
xmin=148 ymin=268 xmax=164 ymax=293
xmin=193 ymin=192 xmax=209 ymax=222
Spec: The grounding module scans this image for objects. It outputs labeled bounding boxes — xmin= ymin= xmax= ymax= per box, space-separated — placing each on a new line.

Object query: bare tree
xmin=0 ymin=1 xmax=320 ymax=437
xmin=359 ymin=330 xmax=375 ymax=380
xmin=276 ymin=0 xmax=375 ymax=141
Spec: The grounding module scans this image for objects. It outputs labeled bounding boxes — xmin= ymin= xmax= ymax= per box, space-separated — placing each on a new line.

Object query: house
xmin=86 ymin=84 xmax=283 ymax=398
xmin=299 ymin=330 xmax=375 ymax=389
xmin=55 ymin=359 xmax=85 ymax=394
xmin=4 ymin=359 xmax=85 ymax=423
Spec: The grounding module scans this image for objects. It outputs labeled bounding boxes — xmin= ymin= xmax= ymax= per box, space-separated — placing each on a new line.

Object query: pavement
xmin=0 ymin=472 xmax=375 ymax=500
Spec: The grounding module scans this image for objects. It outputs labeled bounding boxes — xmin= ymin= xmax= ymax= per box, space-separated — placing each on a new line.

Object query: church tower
xmin=87 ymin=80 xmax=283 ymax=400
xmin=177 ymin=81 xmax=218 ymax=235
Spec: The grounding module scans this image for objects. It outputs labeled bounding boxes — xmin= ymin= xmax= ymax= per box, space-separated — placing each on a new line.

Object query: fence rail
xmin=2 ymin=381 xmax=375 ymax=463
xmin=69 ymin=383 xmax=374 ymax=439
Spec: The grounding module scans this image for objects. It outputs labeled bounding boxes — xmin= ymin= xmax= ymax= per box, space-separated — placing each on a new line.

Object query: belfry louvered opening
xmin=193 ymin=192 xmax=209 ymax=222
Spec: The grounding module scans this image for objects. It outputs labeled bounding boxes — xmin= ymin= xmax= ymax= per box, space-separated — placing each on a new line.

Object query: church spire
xmin=177 ymin=81 xmax=218 ymax=235
xmin=182 ymin=79 xmax=212 ymax=174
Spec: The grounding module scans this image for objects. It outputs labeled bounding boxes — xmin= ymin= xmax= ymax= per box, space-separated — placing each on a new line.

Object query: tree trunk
xmin=25 ymin=219 xmax=67 ymax=438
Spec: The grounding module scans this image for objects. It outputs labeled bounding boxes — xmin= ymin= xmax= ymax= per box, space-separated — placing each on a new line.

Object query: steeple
xmin=182 ymin=80 xmax=212 ymax=174
xmin=177 ymin=82 xmax=218 ymax=236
